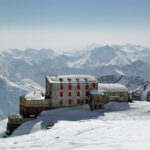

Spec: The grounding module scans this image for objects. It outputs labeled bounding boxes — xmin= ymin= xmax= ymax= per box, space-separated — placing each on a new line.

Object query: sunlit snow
xmin=1 ymin=102 xmax=150 ymax=150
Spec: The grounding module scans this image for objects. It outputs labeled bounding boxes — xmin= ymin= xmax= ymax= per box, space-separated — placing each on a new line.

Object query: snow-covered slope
xmin=0 ymin=119 xmax=7 ymax=138
xmin=0 ymin=75 xmax=43 ymax=120
xmin=134 ymin=80 xmax=150 ymax=100
xmin=1 ymin=101 xmax=150 ymax=150
xmin=113 ymin=44 xmax=150 ymax=63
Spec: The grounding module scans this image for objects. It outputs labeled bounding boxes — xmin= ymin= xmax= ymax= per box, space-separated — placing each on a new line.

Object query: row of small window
xmin=27 ymin=101 xmax=50 ymax=105
xmin=60 ymin=91 xmax=89 ymax=97
xmin=109 ymin=92 xmax=125 ymax=96
xmin=59 ymin=99 xmax=89 ymax=105
xmin=93 ymin=95 xmax=103 ymax=101
xmin=60 ymin=83 xmax=96 ymax=90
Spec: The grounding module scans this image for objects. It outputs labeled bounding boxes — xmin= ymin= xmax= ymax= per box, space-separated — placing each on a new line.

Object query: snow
xmin=0 ymin=75 xmax=43 ymax=92
xmin=24 ymin=90 xmax=44 ymax=100
xmin=47 ymin=75 xmax=98 ymax=83
xmin=122 ymin=46 xmax=135 ymax=53
xmin=90 ymin=89 xmax=104 ymax=95
xmin=99 ymin=83 xmax=128 ymax=92
xmin=0 ymin=119 xmax=7 ymax=138
xmin=115 ymin=69 xmax=125 ymax=76
xmin=67 ymin=52 xmax=91 ymax=68
xmin=1 ymin=101 xmax=150 ymax=149
xmin=16 ymin=78 xmax=44 ymax=92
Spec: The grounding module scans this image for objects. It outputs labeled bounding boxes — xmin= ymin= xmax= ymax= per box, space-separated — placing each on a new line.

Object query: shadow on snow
xmin=10 ymin=102 xmax=130 ymax=137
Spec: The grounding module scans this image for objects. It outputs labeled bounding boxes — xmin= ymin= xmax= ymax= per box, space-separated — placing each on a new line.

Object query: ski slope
xmin=1 ymin=101 xmax=150 ymax=150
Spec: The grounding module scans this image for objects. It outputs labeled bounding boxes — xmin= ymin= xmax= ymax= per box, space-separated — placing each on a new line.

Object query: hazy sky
xmin=0 ymin=0 xmax=150 ymax=51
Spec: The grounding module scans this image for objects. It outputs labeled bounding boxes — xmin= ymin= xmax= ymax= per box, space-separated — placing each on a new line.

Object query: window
xmin=77 ymin=92 xmax=80 ymax=96
xmin=85 ymin=91 xmax=89 ymax=96
xmin=110 ymin=92 xmax=115 ymax=96
xmin=68 ymin=99 xmax=72 ymax=104
xmin=99 ymin=96 xmax=102 ymax=101
xmin=77 ymin=99 xmax=80 ymax=104
xmin=69 ymin=84 xmax=72 ymax=90
xmin=68 ymin=92 xmax=72 ymax=97
xmin=93 ymin=96 xmax=97 ymax=101
xmin=120 ymin=92 xmax=124 ymax=97
xmin=99 ymin=104 xmax=103 ymax=109
xmin=60 ymin=100 xmax=63 ymax=105
xmin=85 ymin=99 xmax=88 ymax=104
xmin=94 ymin=105 xmax=97 ymax=109
xmin=46 ymin=78 xmax=48 ymax=88
xmin=92 ymin=83 xmax=96 ymax=88
xmin=60 ymin=84 xmax=63 ymax=90
xmin=60 ymin=92 xmax=63 ymax=97
xmin=35 ymin=108 xmax=39 ymax=113
xmin=77 ymin=84 xmax=80 ymax=90
xmin=85 ymin=84 xmax=89 ymax=89
xmin=46 ymin=77 xmax=48 ymax=83
xmin=45 ymin=107 xmax=49 ymax=110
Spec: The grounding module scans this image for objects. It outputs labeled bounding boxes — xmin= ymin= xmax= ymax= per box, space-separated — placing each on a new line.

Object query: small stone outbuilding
xmin=89 ymin=89 xmax=109 ymax=110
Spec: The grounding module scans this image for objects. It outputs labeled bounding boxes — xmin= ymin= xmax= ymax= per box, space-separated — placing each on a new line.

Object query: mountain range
xmin=0 ymin=43 xmax=150 ymax=119
xmin=1 ymin=44 xmax=150 ymax=85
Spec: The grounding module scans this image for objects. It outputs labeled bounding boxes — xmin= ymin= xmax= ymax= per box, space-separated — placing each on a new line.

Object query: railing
xmin=20 ymin=96 xmax=51 ymax=107
xmin=8 ymin=115 xmax=34 ymax=124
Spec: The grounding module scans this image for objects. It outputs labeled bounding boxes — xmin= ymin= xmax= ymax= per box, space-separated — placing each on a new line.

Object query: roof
xmin=98 ymin=83 xmax=128 ymax=92
xmin=46 ymin=75 xmax=98 ymax=83
xmin=90 ymin=89 xmax=104 ymax=95
xmin=24 ymin=90 xmax=44 ymax=100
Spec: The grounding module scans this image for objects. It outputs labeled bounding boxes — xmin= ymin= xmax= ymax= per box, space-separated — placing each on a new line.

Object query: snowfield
xmin=1 ymin=101 xmax=150 ymax=150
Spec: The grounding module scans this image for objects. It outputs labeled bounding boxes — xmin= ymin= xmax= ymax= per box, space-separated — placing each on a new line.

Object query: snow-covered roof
xmin=24 ymin=90 xmax=44 ymax=100
xmin=90 ymin=89 xmax=104 ymax=95
xmin=46 ymin=75 xmax=98 ymax=83
xmin=98 ymin=83 xmax=128 ymax=92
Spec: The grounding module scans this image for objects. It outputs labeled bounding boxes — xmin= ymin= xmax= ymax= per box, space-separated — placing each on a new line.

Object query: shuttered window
xmin=69 ymin=84 xmax=72 ymax=90
xmin=60 ymin=84 xmax=63 ymax=90
xmin=85 ymin=84 xmax=89 ymax=89
xmin=60 ymin=92 xmax=63 ymax=97
xmin=85 ymin=91 xmax=89 ymax=96
xmin=99 ymin=104 xmax=103 ymax=109
xmin=77 ymin=99 xmax=80 ymax=104
xmin=93 ymin=83 xmax=96 ymax=88
xmin=36 ymin=108 xmax=39 ymax=113
xmin=46 ymin=78 xmax=48 ymax=88
xmin=77 ymin=84 xmax=80 ymax=90
xmin=68 ymin=92 xmax=72 ymax=96
xmin=77 ymin=92 xmax=80 ymax=96
xmin=94 ymin=105 xmax=97 ymax=109
xmin=45 ymin=107 xmax=48 ymax=110
xmin=68 ymin=99 xmax=72 ymax=104
xmin=85 ymin=99 xmax=88 ymax=104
